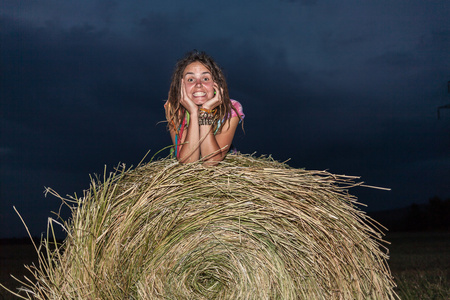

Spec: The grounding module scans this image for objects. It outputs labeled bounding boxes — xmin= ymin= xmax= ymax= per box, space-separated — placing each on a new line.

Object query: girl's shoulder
xmin=230 ymin=99 xmax=245 ymax=119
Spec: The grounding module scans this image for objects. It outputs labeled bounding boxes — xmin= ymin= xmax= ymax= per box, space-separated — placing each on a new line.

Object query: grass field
xmin=385 ymin=232 xmax=450 ymax=300
xmin=1 ymin=232 xmax=449 ymax=299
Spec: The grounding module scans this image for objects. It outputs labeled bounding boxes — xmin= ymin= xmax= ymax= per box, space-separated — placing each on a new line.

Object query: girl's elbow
xmin=202 ymin=151 xmax=227 ymax=166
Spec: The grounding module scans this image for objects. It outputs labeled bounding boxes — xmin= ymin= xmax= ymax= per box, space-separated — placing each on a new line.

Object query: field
xmin=385 ymin=232 xmax=450 ymax=300
xmin=1 ymin=232 xmax=449 ymax=299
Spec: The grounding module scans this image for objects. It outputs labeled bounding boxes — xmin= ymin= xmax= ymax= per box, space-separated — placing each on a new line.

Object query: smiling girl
xmin=165 ymin=51 xmax=244 ymax=165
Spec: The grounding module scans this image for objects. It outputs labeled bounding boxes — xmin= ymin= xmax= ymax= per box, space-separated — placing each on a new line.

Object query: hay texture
xmin=13 ymin=154 xmax=397 ymax=299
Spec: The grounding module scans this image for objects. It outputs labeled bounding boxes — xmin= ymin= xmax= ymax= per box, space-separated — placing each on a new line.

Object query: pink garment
xmin=230 ymin=99 xmax=245 ymax=120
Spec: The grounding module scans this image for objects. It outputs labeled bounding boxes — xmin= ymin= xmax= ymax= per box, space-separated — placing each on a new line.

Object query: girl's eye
xmin=187 ymin=78 xmax=194 ymax=82
xmin=202 ymin=77 xmax=210 ymax=82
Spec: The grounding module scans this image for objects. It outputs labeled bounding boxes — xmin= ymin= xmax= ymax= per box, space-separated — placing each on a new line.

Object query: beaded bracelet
xmin=199 ymin=117 xmax=214 ymax=126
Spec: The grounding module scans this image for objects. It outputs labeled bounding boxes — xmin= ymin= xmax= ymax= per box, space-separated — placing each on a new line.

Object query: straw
xmin=4 ymin=153 xmax=398 ymax=299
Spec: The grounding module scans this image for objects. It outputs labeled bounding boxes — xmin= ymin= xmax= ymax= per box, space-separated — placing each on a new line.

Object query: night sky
xmin=1 ymin=0 xmax=449 ymax=238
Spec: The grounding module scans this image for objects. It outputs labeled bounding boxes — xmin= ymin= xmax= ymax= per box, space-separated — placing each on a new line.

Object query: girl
xmin=165 ymin=51 xmax=244 ymax=165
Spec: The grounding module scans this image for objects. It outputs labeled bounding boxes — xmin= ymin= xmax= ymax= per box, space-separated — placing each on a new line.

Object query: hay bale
xmin=15 ymin=154 xmax=397 ymax=299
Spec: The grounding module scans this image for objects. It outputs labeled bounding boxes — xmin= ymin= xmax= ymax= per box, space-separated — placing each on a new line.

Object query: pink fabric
xmin=230 ymin=99 xmax=245 ymax=119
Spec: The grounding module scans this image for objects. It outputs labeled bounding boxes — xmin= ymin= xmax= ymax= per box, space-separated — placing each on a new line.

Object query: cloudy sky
xmin=1 ymin=0 xmax=449 ymax=238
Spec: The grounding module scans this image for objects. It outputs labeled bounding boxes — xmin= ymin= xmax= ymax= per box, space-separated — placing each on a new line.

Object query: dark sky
xmin=1 ymin=0 xmax=449 ymax=238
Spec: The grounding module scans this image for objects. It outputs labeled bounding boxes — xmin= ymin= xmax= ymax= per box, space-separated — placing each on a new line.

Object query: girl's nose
xmin=195 ymin=79 xmax=203 ymax=87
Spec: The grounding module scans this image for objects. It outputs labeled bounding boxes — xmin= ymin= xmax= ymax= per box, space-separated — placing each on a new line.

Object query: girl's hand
xmin=180 ymin=79 xmax=199 ymax=114
xmin=202 ymin=83 xmax=223 ymax=110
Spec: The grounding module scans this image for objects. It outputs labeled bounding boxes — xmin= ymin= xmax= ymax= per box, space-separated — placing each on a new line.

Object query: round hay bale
xmin=19 ymin=154 xmax=397 ymax=299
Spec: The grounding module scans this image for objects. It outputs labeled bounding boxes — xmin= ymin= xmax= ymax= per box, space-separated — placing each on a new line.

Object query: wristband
xmin=199 ymin=107 xmax=217 ymax=115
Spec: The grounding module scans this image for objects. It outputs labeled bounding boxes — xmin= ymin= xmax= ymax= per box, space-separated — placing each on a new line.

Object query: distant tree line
xmin=404 ymin=196 xmax=450 ymax=231
xmin=371 ymin=196 xmax=450 ymax=232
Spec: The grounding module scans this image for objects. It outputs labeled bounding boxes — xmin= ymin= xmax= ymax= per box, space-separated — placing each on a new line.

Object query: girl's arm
xmin=197 ymin=84 xmax=237 ymax=164
xmin=199 ymin=117 xmax=239 ymax=165
xmin=173 ymin=81 xmax=201 ymax=163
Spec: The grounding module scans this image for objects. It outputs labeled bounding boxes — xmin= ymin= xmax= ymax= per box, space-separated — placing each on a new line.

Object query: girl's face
xmin=182 ymin=61 xmax=215 ymax=106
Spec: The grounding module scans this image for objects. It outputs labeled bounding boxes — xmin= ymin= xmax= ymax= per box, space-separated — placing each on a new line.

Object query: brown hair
xmin=165 ymin=50 xmax=239 ymax=134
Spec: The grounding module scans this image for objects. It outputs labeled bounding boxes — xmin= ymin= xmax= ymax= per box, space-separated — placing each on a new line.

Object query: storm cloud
xmin=1 ymin=0 xmax=449 ymax=237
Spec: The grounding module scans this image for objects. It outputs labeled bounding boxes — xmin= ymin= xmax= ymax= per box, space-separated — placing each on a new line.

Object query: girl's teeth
xmin=193 ymin=92 xmax=206 ymax=96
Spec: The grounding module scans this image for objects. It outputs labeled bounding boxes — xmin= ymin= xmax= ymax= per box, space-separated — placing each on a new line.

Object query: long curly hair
xmin=165 ymin=50 xmax=239 ymax=134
